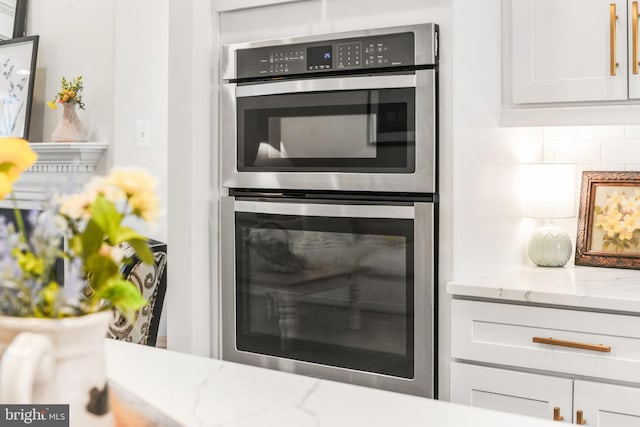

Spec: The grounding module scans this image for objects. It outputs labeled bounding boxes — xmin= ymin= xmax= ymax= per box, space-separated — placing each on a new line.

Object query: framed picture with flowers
xmin=576 ymin=171 xmax=640 ymax=269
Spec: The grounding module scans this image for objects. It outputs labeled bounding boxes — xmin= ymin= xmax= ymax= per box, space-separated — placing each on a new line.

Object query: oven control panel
xmin=235 ymin=31 xmax=415 ymax=79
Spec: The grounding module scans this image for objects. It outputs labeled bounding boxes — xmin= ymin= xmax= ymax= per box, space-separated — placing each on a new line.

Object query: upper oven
xmin=221 ymin=24 xmax=438 ymax=194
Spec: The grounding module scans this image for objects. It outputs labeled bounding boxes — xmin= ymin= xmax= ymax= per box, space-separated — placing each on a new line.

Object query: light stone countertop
xmin=105 ymin=339 xmax=559 ymax=427
xmin=447 ymin=265 xmax=640 ymax=313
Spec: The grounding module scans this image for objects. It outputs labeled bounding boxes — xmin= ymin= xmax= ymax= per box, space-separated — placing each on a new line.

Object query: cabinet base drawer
xmin=451 ymin=299 xmax=640 ymax=383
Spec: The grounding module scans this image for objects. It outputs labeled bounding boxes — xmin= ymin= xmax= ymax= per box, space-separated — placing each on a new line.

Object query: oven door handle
xmin=235 ymin=73 xmax=419 ymax=97
xmin=234 ymin=200 xmax=416 ymax=219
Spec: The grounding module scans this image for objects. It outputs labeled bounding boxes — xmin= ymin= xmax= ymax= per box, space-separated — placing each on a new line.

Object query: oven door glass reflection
xmin=237 ymin=87 xmax=415 ymax=172
xmin=235 ymin=211 xmax=414 ymax=378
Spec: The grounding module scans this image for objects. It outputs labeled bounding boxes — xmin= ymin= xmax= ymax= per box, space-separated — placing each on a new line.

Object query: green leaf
xmin=95 ymin=279 xmax=147 ymax=324
xmin=128 ymin=238 xmax=154 ymax=265
xmin=91 ymin=196 xmax=122 ymax=240
xmin=85 ymin=253 xmax=119 ymax=292
xmin=80 ymin=219 xmax=105 ymax=261
xmin=112 ymin=226 xmax=145 ymax=245
xmin=69 ymin=235 xmax=83 ymax=256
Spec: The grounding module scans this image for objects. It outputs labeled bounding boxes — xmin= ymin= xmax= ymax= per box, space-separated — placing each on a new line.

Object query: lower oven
xmin=220 ymin=191 xmax=436 ymax=397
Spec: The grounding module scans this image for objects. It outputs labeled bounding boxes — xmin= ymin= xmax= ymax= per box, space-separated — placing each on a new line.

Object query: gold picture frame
xmin=576 ymin=171 xmax=640 ymax=269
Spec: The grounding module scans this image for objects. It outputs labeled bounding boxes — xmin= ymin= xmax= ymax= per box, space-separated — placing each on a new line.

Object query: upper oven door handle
xmin=235 ymin=73 xmax=418 ymax=97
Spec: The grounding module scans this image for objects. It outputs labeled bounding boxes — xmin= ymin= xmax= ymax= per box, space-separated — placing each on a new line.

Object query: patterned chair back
xmin=106 ymin=239 xmax=167 ymax=346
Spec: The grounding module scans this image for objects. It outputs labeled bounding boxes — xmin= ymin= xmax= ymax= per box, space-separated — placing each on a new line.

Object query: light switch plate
xmin=135 ymin=120 xmax=151 ymax=148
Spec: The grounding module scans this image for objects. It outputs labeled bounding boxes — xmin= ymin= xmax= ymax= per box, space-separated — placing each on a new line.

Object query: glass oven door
xmin=221 ymin=70 xmax=435 ymax=193
xmin=221 ymin=196 xmax=435 ymax=397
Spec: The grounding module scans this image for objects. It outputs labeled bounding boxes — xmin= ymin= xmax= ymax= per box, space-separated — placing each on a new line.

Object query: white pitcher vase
xmin=0 ymin=311 xmax=114 ymax=426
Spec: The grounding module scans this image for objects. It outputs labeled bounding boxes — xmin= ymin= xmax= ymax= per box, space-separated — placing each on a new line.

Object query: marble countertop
xmin=104 ymin=339 xmax=558 ymax=427
xmin=447 ymin=265 xmax=640 ymax=313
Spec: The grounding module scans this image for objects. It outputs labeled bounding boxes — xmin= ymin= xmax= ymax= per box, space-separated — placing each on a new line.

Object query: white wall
xmin=27 ymin=1 xmax=168 ymax=242
xmin=540 ymin=124 xmax=640 ymax=257
xmin=166 ymin=0 xmax=214 ymax=357
xmin=452 ymin=0 xmax=541 ymax=279
xmin=112 ymin=1 xmax=169 ymax=243
xmin=28 ymin=0 xmax=173 ymax=341
xmin=28 ymin=0 xmax=115 ymax=148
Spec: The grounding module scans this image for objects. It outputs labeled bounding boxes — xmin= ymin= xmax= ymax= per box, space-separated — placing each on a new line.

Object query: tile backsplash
xmin=536 ymin=125 xmax=640 ymax=266
xmin=543 ymin=125 xmax=640 ymax=172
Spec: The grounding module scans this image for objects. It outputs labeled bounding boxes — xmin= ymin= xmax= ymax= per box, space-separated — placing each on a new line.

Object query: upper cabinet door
xmin=511 ymin=0 xmax=628 ymax=104
xmin=628 ymin=0 xmax=640 ymax=98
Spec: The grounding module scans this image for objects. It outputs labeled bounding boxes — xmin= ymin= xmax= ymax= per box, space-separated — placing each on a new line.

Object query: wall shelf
xmin=3 ymin=142 xmax=108 ymax=209
xmin=27 ymin=142 xmax=108 ymax=173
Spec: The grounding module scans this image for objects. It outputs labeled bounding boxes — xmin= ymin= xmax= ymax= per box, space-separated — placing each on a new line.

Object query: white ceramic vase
xmin=0 ymin=311 xmax=114 ymax=427
xmin=51 ymin=102 xmax=87 ymax=142
xmin=528 ymin=224 xmax=573 ymax=267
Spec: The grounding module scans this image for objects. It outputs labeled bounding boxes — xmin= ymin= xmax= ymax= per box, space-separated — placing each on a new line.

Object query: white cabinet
xmin=450 ymin=299 xmax=640 ymax=425
xmin=511 ymin=0 xmax=629 ymax=104
xmin=451 ymin=363 xmax=572 ymax=420
xmin=452 ymin=363 xmax=640 ymax=425
xmin=508 ymin=0 xmax=640 ymax=105
xmin=574 ymin=380 xmax=640 ymax=426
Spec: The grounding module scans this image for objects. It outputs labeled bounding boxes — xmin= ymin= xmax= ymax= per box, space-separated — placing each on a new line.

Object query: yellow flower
xmin=129 ymin=192 xmax=161 ymax=223
xmin=48 ymin=75 xmax=85 ymax=110
xmin=107 ymin=167 xmax=157 ymax=198
xmin=85 ymin=175 xmax=125 ymax=205
xmin=0 ymin=138 xmax=37 ymax=200
xmin=0 ymin=174 xmax=12 ymax=199
xmin=57 ymin=192 xmax=93 ymax=220
xmin=102 ymin=167 xmax=161 ymax=223
xmin=47 ymin=101 xmax=57 ymax=110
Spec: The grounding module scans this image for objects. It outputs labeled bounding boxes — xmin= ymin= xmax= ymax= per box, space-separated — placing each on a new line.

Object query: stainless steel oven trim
xmin=220 ymin=196 xmax=435 ymax=397
xmin=221 ymin=23 xmax=437 ymax=81
xmin=234 ymin=200 xmax=414 ymax=218
xmin=236 ymin=74 xmax=417 ymax=98
xmin=221 ymin=69 xmax=435 ymax=193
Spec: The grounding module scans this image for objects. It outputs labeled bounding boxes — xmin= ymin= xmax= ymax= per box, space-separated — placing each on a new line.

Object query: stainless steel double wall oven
xmin=220 ymin=23 xmax=439 ymax=397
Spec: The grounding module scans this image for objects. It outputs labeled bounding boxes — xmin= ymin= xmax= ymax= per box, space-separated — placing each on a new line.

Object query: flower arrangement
xmin=0 ymin=138 xmax=160 ymax=319
xmin=47 ymin=75 xmax=85 ymax=110
xmin=594 ymin=189 xmax=640 ymax=252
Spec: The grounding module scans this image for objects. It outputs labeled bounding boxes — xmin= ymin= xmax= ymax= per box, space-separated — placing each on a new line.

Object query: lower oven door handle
xmin=236 ymin=73 xmax=419 ymax=97
xmin=234 ymin=200 xmax=416 ymax=219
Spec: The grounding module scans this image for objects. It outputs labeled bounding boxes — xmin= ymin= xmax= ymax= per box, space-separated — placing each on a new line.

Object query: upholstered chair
xmin=106 ymin=239 xmax=167 ymax=347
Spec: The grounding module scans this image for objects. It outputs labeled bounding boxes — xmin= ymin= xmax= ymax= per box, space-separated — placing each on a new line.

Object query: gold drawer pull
xmin=634 ymin=1 xmax=639 ymax=74
xmin=576 ymin=409 xmax=587 ymax=425
xmin=611 ymin=3 xmax=619 ymax=76
xmin=532 ymin=337 xmax=611 ymax=353
xmin=553 ymin=406 xmax=564 ymax=422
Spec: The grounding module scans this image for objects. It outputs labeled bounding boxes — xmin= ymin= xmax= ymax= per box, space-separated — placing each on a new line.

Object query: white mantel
xmin=2 ymin=142 xmax=108 ymax=209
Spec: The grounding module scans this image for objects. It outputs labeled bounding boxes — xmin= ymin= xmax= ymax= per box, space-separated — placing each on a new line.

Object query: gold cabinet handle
xmin=576 ymin=409 xmax=587 ymax=425
xmin=611 ymin=3 xmax=619 ymax=76
xmin=532 ymin=337 xmax=611 ymax=353
xmin=634 ymin=1 xmax=640 ymax=74
xmin=553 ymin=407 xmax=564 ymax=422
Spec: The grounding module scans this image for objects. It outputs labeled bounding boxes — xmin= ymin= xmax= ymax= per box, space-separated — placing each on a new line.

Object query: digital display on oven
xmin=307 ymin=45 xmax=333 ymax=70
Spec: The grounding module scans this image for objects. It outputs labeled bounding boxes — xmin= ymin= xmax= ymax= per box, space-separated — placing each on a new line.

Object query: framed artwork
xmin=0 ymin=0 xmax=28 ymax=40
xmin=0 ymin=35 xmax=38 ymax=139
xmin=576 ymin=171 xmax=640 ymax=269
